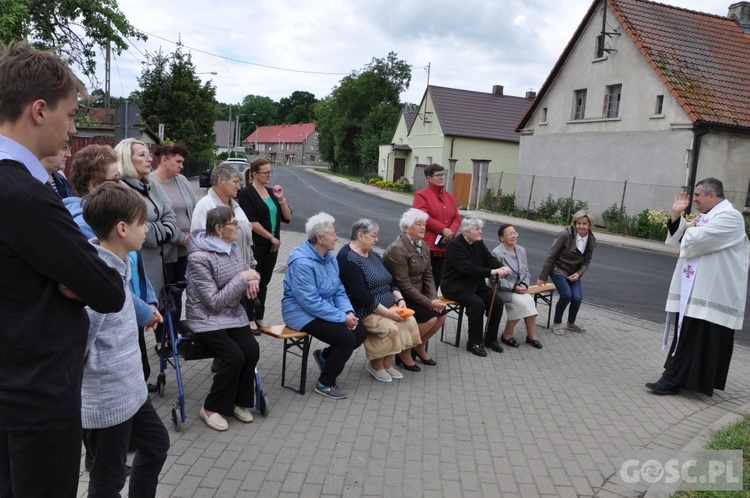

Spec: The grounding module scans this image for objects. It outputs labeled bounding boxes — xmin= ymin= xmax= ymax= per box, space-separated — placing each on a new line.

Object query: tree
xmin=133 ymin=45 xmax=217 ymax=159
xmin=315 ymin=52 xmax=411 ymax=172
xmin=0 ymin=0 xmax=145 ymax=79
xmin=278 ymin=91 xmax=317 ymax=124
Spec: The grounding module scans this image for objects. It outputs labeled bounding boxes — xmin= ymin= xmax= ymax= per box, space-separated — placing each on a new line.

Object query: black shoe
xmin=467 ymin=343 xmax=487 ymax=357
xmin=395 ymin=355 xmax=421 ymax=372
xmin=485 ymin=340 xmax=504 ymax=353
xmin=412 ymin=348 xmax=437 ymax=366
xmin=313 ymin=349 xmax=325 ymax=372
xmin=526 ymin=337 xmax=543 ymax=349
xmin=500 ymin=336 xmax=519 ymax=348
xmin=645 ymin=381 xmax=680 ymax=395
xmin=147 ymin=383 xmax=158 ymax=393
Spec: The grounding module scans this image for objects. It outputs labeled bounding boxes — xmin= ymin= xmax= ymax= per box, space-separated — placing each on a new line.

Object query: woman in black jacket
xmin=441 ymin=213 xmax=510 ymax=357
xmin=238 ymin=158 xmax=292 ymax=327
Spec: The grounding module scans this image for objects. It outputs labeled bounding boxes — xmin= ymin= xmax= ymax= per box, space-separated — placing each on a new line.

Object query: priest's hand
xmin=671 ymin=192 xmax=690 ymax=222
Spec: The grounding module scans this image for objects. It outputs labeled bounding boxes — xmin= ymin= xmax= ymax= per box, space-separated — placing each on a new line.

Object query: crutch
xmin=482 ymin=273 xmax=500 ymax=345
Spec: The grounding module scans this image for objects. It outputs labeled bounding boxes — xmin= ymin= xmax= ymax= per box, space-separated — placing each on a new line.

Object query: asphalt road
xmin=272 ymin=165 xmax=750 ymax=343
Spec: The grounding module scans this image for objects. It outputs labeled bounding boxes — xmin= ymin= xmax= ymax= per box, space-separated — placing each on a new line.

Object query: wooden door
xmin=453 ymin=172 xmax=472 ymax=209
xmin=393 ymin=158 xmax=405 ymax=182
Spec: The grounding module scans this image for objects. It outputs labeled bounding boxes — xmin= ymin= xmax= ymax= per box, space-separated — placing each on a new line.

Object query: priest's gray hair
xmin=696 ymin=177 xmax=725 ymax=198
xmin=399 ymin=208 xmax=428 ymax=231
xmin=351 ymin=218 xmax=379 ymax=240
xmin=306 ymin=212 xmax=335 ymax=243
xmin=460 ymin=212 xmax=484 ymax=234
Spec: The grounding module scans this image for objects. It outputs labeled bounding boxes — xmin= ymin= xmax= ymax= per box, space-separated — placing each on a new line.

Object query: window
xmin=541 ymin=107 xmax=548 ymax=123
xmin=427 ymin=157 xmax=432 ymax=165
xmin=572 ymin=89 xmax=587 ymax=120
xmin=655 ymin=95 xmax=664 ymax=115
xmin=603 ymin=84 xmax=622 ymax=118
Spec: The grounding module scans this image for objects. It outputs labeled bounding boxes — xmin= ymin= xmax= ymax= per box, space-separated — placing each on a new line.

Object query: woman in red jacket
xmin=412 ymin=164 xmax=461 ymax=290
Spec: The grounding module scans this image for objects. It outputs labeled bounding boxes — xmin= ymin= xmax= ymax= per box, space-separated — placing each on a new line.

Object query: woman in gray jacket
xmin=185 ymin=206 xmax=261 ymax=432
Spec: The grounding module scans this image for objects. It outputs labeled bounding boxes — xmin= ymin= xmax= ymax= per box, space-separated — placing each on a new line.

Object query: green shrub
xmin=537 ymin=195 xmax=559 ymax=219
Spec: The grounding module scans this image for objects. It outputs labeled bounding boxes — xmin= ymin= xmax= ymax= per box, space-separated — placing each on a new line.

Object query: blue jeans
xmin=549 ymin=273 xmax=583 ymax=325
xmin=86 ymin=398 xmax=169 ymax=498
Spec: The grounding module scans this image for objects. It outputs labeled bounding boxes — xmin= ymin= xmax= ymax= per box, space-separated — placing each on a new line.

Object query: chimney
xmin=492 ymin=85 xmax=504 ymax=96
xmin=526 ymin=91 xmax=537 ymax=100
xmin=729 ymin=2 xmax=750 ymax=33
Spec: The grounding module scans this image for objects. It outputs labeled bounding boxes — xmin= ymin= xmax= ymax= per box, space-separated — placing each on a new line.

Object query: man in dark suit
xmin=0 ymin=41 xmax=125 ymax=497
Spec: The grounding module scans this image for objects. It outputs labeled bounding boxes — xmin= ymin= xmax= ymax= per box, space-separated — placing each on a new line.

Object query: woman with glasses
xmin=238 ymin=158 xmax=292 ymax=328
xmin=412 ymin=163 xmax=461 ymax=290
xmin=65 ymin=144 xmax=162 ymax=402
xmin=492 ymin=224 xmax=542 ymax=349
xmin=185 ymin=206 xmax=260 ymax=431
xmin=383 ymin=208 xmax=447 ymax=368
xmin=337 ymin=219 xmax=421 ymax=383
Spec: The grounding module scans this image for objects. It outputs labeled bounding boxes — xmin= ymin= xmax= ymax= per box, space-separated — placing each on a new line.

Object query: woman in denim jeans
xmin=537 ymin=210 xmax=597 ymax=335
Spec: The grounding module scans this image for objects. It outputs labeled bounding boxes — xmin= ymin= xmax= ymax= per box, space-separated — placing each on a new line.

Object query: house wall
xmin=516 ymin=3 xmax=750 ymax=216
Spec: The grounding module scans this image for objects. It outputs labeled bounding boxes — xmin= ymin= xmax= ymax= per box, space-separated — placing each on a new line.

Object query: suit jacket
xmin=491 ymin=243 xmax=532 ymax=302
xmin=440 ymin=233 xmax=502 ymax=299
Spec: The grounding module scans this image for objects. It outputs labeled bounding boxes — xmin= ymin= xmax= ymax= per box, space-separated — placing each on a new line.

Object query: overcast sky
xmin=91 ymin=0 xmax=732 ymax=107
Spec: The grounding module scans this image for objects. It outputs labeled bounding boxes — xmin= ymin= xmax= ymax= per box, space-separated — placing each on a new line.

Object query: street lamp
xmin=234 ymin=114 xmax=255 ymax=150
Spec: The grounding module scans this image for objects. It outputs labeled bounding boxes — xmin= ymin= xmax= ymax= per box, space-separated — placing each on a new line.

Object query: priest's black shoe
xmin=467 ymin=343 xmax=487 ymax=357
xmin=485 ymin=340 xmax=504 ymax=353
xmin=645 ymin=381 xmax=679 ymax=395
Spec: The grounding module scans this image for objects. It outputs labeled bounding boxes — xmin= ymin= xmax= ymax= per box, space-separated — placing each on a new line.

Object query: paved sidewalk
xmin=77 ymin=172 xmax=750 ymax=497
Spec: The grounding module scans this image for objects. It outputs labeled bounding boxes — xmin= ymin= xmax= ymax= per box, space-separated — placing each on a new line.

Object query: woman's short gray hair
xmin=211 ymin=164 xmax=240 ymax=186
xmin=306 ymin=212 xmax=335 ymax=243
xmin=399 ymin=208 xmax=428 ymax=231
xmin=460 ymin=212 xmax=484 ymax=234
xmin=350 ymin=218 xmax=378 ymax=240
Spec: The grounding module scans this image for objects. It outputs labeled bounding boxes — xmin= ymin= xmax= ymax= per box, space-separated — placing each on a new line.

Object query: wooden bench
xmin=259 ymin=325 xmax=311 ymax=395
xmin=527 ymin=282 xmax=557 ymax=329
xmin=438 ymin=296 xmax=465 ymax=347
xmin=438 ymin=283 xmax=557 ymax=347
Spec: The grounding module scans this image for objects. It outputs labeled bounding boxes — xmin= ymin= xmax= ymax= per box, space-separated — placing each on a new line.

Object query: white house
xmin=516 ymin=0 xmax=750 ymax=217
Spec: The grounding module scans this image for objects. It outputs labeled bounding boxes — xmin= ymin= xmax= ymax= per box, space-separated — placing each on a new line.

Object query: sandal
xmin=500 ymin=336 xmax=519 ymax=348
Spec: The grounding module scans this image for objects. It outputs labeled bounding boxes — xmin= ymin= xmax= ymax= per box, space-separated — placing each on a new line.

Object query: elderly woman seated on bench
xmin=281 ymin=212 xmax=367 ymax=400
xmin=184 ymin=206 xmax=261 ymax=431
xmin=491 ymin=224 xmax=542 ymax=350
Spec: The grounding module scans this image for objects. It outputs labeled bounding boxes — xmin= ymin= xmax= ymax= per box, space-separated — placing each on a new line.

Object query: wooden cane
xmin=483 ymin=274 xmax=500 ymax=345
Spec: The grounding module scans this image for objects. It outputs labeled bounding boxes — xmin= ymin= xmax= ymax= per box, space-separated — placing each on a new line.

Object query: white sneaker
xmin=385 ymin=366 xmax=403 ymax=380
xmin=365 ymin=362 xmax=392 ymax=383
xmin=552 ymin=324 xmax=565 ymax=336
xmin=566 ymin=323 xmax=586 ymax=333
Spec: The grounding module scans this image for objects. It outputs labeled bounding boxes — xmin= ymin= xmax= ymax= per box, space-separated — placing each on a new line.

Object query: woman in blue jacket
xmin=281 ymin=213 xmax=367 ymax=400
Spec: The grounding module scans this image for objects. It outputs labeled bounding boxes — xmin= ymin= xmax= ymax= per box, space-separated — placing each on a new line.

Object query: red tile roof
xmin=518 ymin=0 xmax=750 ymax=131
xmin=427 ymin=85 xmax=533 ymax=143
xmin=611 ymin=0 xmax=750 ymax=128
xmin=243 ymin=123 xmax=316 ymax=144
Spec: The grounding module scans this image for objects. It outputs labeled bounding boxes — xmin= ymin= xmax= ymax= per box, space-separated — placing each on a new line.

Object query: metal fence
xmin=484 ymin=172 xmax=747 ymax=223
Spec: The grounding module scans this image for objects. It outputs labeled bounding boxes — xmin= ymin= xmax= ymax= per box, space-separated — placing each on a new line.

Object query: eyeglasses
xmin=504 ymin=232 xmax=519 ymax=238
xmin=255 ymin=170 xmax=272 ymax=176
xmin=224 ymin=220 xmax=239 ymax=227
xmin=102 ymin=173 xmax=121 ymax=183
xmin=61 ymin=146 xmax=72 ymax=153
xmin=431 ymin=173 xmax=445 ymax=178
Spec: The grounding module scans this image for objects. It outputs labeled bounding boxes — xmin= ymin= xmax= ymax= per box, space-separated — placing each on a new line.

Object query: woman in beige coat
xmin=383 ymin=208 xmax=446 ymax=369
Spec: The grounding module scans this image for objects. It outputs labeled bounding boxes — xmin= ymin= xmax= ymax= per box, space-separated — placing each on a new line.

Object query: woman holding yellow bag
xmin=337 ymin=219 xmax=421 ymax=383
xmin=384 ymin=208 xmax=447 ymax=369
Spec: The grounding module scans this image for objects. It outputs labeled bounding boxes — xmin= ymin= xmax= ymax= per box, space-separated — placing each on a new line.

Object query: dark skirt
xmin=663 ymin=315 xmax=734 ymax=396
xmin=404 ymin=298 xmax=439 ymax=325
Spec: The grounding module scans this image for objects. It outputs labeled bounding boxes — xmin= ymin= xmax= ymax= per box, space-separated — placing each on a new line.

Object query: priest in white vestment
xmin=646 ymin=177 xmax=749 ymax=396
